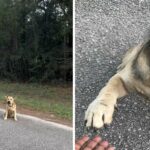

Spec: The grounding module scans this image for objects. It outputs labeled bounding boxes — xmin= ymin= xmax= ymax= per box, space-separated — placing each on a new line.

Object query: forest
xmin=0 ymin=0 xmax=72 ymax=83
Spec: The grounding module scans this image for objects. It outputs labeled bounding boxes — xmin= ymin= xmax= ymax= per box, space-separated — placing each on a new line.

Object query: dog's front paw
xmin=85 ymin=100 xmax=115 ymax=129
xmin=14 ymin=118 xmax=17 ymax=121
xmin=4 ymin=117 xmax=7 ymax=120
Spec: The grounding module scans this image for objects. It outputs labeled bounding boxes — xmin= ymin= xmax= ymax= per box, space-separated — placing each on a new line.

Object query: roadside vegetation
xmin=0 ymin=81 xmax=72 ymax=120
xmin=0 ymin=0 xmax=72 ymax=123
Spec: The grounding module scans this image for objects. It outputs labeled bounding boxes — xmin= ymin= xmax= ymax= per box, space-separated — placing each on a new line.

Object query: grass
xmin=0 ymin=81 xmax=72 ymax=120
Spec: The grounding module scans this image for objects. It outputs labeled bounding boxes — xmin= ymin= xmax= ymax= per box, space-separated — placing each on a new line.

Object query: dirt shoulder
xmin=0 ymin=103 xmax=72 ymax=127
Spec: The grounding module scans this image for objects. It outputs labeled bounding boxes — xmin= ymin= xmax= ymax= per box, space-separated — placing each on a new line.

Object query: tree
xmin=0 ymin=0 xmax=72 ymax=83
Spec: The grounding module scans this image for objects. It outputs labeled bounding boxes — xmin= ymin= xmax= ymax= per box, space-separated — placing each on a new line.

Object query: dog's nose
xmin=7 ymin=101 xmax=10 ymax=104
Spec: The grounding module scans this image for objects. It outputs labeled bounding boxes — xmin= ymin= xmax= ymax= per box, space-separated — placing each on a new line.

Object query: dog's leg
xmin=85 ymin=74 xmax=128 ymax=128
xmin=14 ymin=110 xmax=17 ymax=121
xmin=4 ymin=110 xmax=8 ymax=120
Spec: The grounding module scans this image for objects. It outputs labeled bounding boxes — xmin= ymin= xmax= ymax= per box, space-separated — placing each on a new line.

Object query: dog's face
xmin=5 ymin=96 xmax=14 ymax=106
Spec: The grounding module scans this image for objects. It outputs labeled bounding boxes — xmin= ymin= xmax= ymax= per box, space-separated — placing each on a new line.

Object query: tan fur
xmin=4 ymin=96 xmax=17 ymax=121
xmin=85 ymin=41 xmax=150 ymax=128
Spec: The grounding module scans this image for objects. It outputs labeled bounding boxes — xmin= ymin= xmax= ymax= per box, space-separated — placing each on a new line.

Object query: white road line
xmin=0 ymin=108 xmax=72 ymax=131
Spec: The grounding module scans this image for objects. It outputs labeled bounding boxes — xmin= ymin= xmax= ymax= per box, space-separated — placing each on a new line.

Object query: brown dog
xmin=4 ymin=96 xmax=17 ymax=121
xmin=85 ymin=39 xmax=150 ymax=128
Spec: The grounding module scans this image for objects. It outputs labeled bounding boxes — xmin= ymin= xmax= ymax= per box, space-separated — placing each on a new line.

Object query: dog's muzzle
xmin=7 ymin=101 xmax=10 ymax=104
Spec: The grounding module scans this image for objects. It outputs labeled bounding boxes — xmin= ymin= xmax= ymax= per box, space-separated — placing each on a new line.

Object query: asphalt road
xmin=75 ymin=0 xmax=150 ymax=149
xmin=0 ymin=110 xmax=72 ymax=150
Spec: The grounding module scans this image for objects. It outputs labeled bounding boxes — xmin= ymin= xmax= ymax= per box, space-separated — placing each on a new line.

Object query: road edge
xmin=0 ymin=108 xmax=72 ymax=131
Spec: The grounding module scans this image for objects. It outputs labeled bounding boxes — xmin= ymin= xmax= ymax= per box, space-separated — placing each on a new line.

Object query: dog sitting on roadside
xmin=4 ymin=96 xmax=17 ymax=121
xmin=85 ymin=39 xmax=150 ymax=129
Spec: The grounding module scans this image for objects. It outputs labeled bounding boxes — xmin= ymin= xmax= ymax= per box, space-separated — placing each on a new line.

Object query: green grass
xmin=0 ymin=81 xmax=72 ymax=120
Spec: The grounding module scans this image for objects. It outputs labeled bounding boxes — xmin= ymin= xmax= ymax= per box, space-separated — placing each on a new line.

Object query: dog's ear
xmin=5 ymin=96 xmax=8 ymax=100
xmin=13 ymin=96 xmax=16 ymax=101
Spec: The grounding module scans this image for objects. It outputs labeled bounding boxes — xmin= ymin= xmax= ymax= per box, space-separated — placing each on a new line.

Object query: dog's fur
xmin=85 ymin=39 xmax=150 ymax=128
xmin=4 ymin=96 xmax=17 ymax=121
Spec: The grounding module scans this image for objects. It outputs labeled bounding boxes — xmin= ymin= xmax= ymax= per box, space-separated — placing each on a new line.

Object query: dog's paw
xmin=4 ymin=117 xmax=7 ymax=120
xmin=85 ymin=100 xmax=115 ymax=128
xmin=14 ymin=118 xmax=17 ymax=121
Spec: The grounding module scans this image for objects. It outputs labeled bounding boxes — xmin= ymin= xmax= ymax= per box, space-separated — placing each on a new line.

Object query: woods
xmin=0 ymin=0 xmax=72 ymax=83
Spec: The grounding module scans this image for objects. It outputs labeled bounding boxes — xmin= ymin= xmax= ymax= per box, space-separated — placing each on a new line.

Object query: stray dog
xmin=85 ymin=39 xmax=150 ymax=129
xmin=4 ymin=96 xmax=17 ymax=121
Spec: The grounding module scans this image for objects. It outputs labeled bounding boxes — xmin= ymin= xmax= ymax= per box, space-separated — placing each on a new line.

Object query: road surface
xmin=0 ymin=110 xmax=72 ymax=150
xmin=75 ymin=0 xmax=150 ymax=149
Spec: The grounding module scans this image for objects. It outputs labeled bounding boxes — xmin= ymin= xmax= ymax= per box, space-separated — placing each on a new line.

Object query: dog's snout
xmin=7 ymin=101 xmax=10 ymax=104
